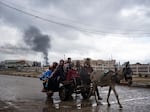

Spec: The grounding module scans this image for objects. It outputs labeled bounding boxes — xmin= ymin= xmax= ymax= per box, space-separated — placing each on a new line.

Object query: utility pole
xmin=64 ymin=54 xmax=66 ymax=60
xmin=148 ymin=63 xmax=150 ymax=75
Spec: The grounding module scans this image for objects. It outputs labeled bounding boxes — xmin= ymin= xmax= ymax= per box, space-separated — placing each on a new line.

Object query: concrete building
xmin=3 ymin=60 xmax=41 ymax=68
xmin=130 ymin=63 xmax=150 ymax=76
xmin=91 ymin=59 xmax=116 ymax=71
xmin=73 ymin=59 xmax=116 ymax=71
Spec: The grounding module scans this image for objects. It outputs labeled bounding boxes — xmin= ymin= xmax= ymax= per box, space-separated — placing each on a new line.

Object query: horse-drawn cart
xmin=59 ymin=77 xmax=81 ymax=100
xmin=45 ymin=66 xmax=92 ymax=101
xmin=59 ymin=77 xmax=92 ymax=101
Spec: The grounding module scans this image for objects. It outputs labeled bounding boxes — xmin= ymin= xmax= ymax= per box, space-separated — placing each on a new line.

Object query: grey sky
xmin=0 ymin=0 xmax=150 ymax=64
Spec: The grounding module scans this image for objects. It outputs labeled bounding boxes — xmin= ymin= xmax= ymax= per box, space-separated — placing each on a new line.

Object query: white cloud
xmin=0 ymin=21 xmax=22 ymax=46
xmin=47 ymin=32 xmax=150 ymax=64
xmin=120 ymin=5 xmax=150 ymax=20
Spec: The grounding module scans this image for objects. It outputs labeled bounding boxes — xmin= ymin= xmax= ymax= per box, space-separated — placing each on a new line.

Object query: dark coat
xmin=47 ymin=65 xmax=65 ymax=91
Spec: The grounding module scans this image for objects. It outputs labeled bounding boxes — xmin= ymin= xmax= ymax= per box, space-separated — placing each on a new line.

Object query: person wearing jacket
xmin=39 ymin=66 xmax=52 ymax=92
xmin=48 ymin=59 xmax=65 ymax=92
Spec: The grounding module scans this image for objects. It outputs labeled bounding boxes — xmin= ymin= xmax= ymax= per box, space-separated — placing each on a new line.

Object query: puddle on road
xmin=0 ymin=100 xmax=19 ymax=112
xmin=44 ymin=93 xmax=101 ymax=111
xmin=1 ymin=94 xmax=150 ymax=112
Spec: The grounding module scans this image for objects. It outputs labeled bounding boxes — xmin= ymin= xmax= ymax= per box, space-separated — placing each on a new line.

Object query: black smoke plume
xmin=23 ymin=26 xmax=51 ymax=65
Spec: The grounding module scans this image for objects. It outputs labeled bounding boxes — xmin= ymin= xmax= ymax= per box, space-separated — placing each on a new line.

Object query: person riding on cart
xmin=39 ymin=66 xmax=52 ymax=92
xmin=47 ymin=59 xmax=65 ymax=92
xmin=39 ymin=62 xmax=58 ymax=92
xmin=66 ymin=63 xmax=80 ymax=81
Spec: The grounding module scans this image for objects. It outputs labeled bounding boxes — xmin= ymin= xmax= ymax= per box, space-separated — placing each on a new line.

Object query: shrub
xmin=139 ymin=73 xmax=142 ymax=77
xmin=145 ymin=75 xmax=148 ymax=78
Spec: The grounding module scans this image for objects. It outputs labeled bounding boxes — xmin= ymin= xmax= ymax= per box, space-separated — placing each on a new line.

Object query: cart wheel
xmin=81 ymin=88 xmax=91 ymax=99
xmin=59 ymin=86 xmax=69 ymax=101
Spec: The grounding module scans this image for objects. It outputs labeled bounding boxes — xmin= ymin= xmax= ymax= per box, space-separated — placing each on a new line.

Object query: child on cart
xmin=39 ymin=66 xmax=52 ymax=92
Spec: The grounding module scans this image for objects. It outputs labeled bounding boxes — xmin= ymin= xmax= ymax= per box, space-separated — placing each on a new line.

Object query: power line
xmin=0 ymin=0 xmax=107 ymax=35
xmin=2 ymin=0 xmax=149 ymax=33
xmin=0 ymin=0 xmax=150 ymax=37
xmin=0 ymin=0 xmax=93 ymax=27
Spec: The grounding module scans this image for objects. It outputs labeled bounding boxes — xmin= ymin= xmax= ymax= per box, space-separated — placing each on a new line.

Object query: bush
xmin=139 ymin=73 xmax=142 ymax=77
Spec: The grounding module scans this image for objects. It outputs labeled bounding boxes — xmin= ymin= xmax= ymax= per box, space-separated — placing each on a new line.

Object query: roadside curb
xmin=120 ymin=82 xmax=150 ymax=88
xmin=131 ymin=82 xmax=150 ymax=88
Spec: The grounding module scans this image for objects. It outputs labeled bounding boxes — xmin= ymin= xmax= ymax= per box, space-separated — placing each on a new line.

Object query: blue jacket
xmin=39 ymin=70 xmax=52 ymax=80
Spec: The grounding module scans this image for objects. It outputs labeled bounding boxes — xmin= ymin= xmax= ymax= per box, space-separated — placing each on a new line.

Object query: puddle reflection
xmin=43 ymin=92 xmax=120 ymax=112
xmin=43 ymin=93 xmax=97 ymax=112
xmin=76 ymin=94 xmax=82 ymax=109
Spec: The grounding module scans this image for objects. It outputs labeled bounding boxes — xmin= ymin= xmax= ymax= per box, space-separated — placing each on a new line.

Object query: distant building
xmin=91 ymin=59 xmax=116 ymax=71
xmin=130 ymin=63 xmax=150 ymax=76
xmin=3 ymin=60 xmax=41 ymax=68
xmin=73 ymin=59 xmax=116 ymax=71
xmin=0 ymin=61 xmax=5 ymax=70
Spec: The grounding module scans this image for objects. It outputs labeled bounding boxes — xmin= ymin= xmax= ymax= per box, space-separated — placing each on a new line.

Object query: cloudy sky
xmin=0 ymin=0 xmax=150 ymax=64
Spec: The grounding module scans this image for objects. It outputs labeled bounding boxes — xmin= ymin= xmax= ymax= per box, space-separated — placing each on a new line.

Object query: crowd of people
xmin=39 ymin=57 xmax=93 ymax=93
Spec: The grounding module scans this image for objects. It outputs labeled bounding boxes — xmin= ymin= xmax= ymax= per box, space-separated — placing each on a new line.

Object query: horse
xmin=90 ymin=63 xmax=133 ymax=108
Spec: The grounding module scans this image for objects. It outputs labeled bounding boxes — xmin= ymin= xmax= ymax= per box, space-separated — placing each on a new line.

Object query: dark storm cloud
xmin=0 ymin=0 xmax=150 ymax=63
xmin=0 ymin=0 xmax=150 ymax=37
xmin=31 ymin=0 xmax=61 ymax=7
xmin=0 ymin=0 xmax=79 ymax=39
xmin=23 ymin=26 xmax=51 ymax=65
xmin=0 ymin=1 xmax=32 ymax=29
